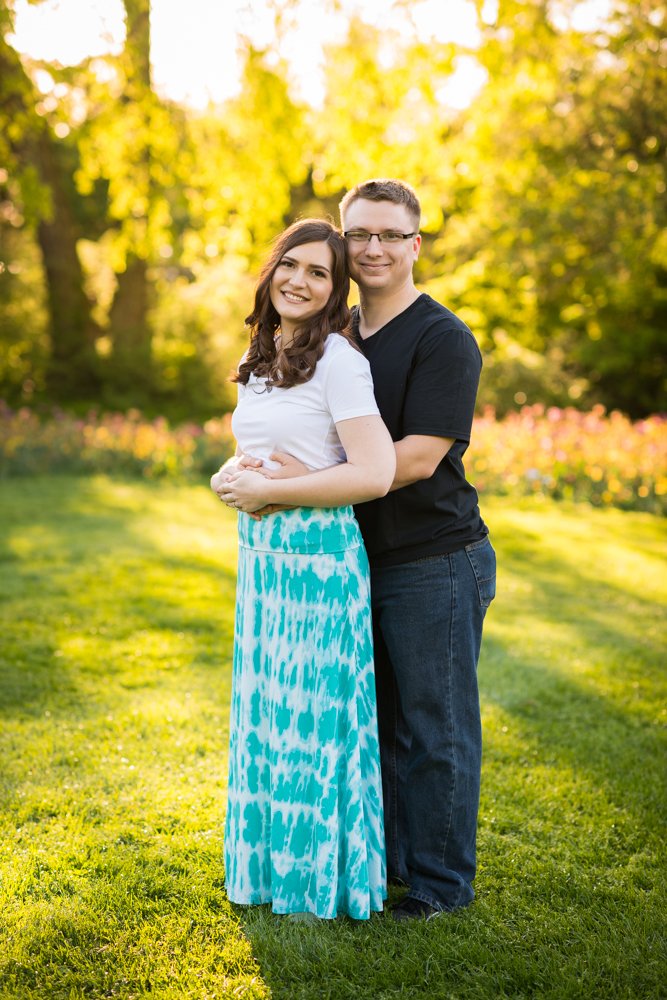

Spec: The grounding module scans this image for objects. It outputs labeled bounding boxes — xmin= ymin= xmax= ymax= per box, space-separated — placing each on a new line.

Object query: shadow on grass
xmin=476 ymin=517 xmax=667 ymax=837
xmin=479 ymin=637 xmax=667 ymax=828
xmin=0 ymin=475 xmax=237 ymax=720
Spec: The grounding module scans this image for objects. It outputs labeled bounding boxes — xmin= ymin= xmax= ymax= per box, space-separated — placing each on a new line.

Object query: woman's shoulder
xmin=317 ymin=334 xmax=371 ymax=386
xmin=322 ymin=332 xmax=367 ymax=363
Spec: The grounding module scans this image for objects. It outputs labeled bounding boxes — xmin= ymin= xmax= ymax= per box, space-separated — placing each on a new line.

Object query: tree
xmin=421 ymin=0 xmax=667 ymax=415
xmin=3 ymin=0 xmax=665 ymax=418
xmin=0 ymin=1 xmax=99 ymax=401
xmin=313 ymin=19 xmax=455 ymax=229
xmin=77 ymin=0 xmax=160 ymax=403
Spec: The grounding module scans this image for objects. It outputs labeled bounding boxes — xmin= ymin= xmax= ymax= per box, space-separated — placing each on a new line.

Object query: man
xmin=338 ymin=179 xmax=495 ymax=921
xmin=224 ymin=178 xmax=495 ymax=921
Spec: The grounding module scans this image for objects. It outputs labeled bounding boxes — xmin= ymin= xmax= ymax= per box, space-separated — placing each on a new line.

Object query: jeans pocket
xmin=465 ymin=538 xmax=497 ymax=607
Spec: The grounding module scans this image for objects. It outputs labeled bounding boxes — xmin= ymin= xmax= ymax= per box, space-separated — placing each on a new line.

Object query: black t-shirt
xmin=352 ymin=293 xmax=488 ymax=568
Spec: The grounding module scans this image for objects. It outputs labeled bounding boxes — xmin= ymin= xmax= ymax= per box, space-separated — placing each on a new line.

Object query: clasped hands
xmin=211 ymin=450 xmax=309 ymax=519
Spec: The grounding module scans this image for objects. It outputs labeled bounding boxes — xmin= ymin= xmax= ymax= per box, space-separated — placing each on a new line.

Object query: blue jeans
xmin=370 ymin=536 xmax=496 ymax=912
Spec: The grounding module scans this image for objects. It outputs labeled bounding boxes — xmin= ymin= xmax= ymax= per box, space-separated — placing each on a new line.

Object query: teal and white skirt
xmin=224 ymin=506 xmax=386 ymax=920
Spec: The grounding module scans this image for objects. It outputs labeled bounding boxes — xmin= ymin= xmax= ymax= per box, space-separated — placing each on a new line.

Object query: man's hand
xmin=245 ymin=502 xmax=297 ymax=522
xmin=238 ymin=450 xmax=310 ymax=479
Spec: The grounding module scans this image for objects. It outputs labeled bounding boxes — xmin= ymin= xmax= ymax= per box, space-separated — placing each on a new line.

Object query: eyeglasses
xmin=344 ymin=231 xmax=418 ymax=244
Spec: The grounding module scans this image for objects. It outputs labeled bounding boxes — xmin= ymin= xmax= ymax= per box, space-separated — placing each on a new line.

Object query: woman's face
xmin=269 ymin=241 xmax=335 ymax=326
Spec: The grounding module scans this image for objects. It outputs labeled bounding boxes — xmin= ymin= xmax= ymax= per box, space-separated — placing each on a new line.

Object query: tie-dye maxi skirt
xmin=224 ymin=505 xmax=386 ymax=920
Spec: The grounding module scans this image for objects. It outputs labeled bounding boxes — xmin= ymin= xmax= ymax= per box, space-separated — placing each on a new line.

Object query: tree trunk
xmin=106 ymin=0 xmax=153 ymax=402
xmin=105 ymin=255 xmax=152 ymax=399
xmin=123 ymin=0 xmax=151 ymax=95
xmin=0 ymin=31 xmax=99 ymax=400
xmin=35 ymin=132 xmax=100 ymax=398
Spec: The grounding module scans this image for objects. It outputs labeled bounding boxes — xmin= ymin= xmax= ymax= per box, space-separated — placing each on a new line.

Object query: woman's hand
xmin=210 ymin=453 xmax=243 ymax=494
xmin=232 ymin=451 xmax=309 ymax=519
xmin=226 ymin=416 xmax=395 ymax=509
xmin=217 ymin=470 xmax=274 ymax=513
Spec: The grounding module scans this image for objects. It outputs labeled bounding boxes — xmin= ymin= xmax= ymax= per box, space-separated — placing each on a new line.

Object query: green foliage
xmin=1 ymin=478 xmax=666 ymax=998
xmin=76 ymin=52 xmax=185 ymax=271
xmin=2 ymin=1 xmax=667 ymax=417
xmin=149 ymin=254 xmax=254 ymax=421
xmin=427 ymin=0 xmax=667 ymax=416
xmin=0 ymin=228 xmax=50 ymax=405
xmin=314 ymin=19 xmax=454 ymax=217
xmin=0 ymin=3 xmax=51 ymax=229
xmin=188 ymin=47 xmax=312 ymax=258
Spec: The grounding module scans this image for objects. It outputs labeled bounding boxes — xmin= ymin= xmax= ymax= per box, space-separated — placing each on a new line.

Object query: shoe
xmin=391 ymin=897 xmax=442 ymax=923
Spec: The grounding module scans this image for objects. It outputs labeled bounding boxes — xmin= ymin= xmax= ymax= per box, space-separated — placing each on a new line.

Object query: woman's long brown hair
xmin=231 ymin=218 xmax=359 ymax=391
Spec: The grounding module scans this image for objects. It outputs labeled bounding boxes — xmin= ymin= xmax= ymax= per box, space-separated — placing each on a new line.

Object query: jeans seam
xmin=465 ymin=545 xmax=496 ymax=608
xmin=438 ymin=555 xmax=456 ymax=879
xmin=390 ymin=668 xmax=401 ymax=878
xmin=464 ymin=537 xmax=490 ymax=553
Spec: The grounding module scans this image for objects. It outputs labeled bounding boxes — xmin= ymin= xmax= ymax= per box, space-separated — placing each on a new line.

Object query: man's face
xmin=342 ymin=199 xmax=421 ymax=293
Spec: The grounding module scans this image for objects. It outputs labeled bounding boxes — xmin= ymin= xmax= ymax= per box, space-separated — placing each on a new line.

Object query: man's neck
xmin=357 ymin=279 xmax=422 ymax=340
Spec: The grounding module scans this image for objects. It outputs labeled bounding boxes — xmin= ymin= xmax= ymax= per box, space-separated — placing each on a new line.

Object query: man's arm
xmin=236 ymin=435 xmax=454 ymax=495
xmin=391 ymin=435 xmax=454 ymax=491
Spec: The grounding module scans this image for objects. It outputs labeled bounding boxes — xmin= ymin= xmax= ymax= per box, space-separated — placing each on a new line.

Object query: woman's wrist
xmin=260 ymin=480 xmax=284 ymax=505
xmin=266 ymin=476 xmax=305 ymax=503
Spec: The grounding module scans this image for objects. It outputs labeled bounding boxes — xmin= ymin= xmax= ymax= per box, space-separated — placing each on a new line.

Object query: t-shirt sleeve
xmin=402 ymin=323 xmax=482 ymax=442
xmin=323 ymin=342 xmax=381 ymax=423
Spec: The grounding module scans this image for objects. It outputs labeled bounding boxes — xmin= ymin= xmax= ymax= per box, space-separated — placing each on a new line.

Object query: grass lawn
xmin=0 ymin=476 xmax=666 ymax=1000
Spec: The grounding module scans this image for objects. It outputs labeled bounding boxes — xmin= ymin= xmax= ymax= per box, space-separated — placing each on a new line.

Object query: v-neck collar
xmin=353 ymin=293 xmax=426 ymax=345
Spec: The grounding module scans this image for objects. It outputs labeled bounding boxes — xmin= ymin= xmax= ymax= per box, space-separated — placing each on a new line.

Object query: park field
xmin=1 ymin=476 xmax=666 ymax=1000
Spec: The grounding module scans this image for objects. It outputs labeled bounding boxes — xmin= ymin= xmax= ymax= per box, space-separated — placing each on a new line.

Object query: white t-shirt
xmin=231 ymin=333 xmax=380 ymax=471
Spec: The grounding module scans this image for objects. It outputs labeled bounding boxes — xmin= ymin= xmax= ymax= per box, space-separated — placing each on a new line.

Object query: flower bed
xmin=0 ymin=404 xmax=235 ymax=480
xmin=468 ymin=404 xmax=667 ymax=514
xmin=1 ymin=401 xmax=665 ymax=514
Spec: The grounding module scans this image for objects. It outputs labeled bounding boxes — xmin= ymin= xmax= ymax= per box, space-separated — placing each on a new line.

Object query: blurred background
xmin=0 ymin=0 xmax=665 ymax=424
xmin=3 ymin=11 xmax=667 ymax=995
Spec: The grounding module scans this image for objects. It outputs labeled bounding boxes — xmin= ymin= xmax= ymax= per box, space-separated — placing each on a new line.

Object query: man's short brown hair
xmin=339 ymin=179 xmax=421 ymax=230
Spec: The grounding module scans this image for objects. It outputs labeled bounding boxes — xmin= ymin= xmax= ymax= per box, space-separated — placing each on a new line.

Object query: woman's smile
xmin=269 ymin=240 xmax=334 ymax=340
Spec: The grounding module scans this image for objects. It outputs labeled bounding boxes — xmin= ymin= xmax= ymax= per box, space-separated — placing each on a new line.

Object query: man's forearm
xmin=389 ymin=435 xmax=455 ymax=491
xmin=229 ymin=436 xmax=454 ymax=495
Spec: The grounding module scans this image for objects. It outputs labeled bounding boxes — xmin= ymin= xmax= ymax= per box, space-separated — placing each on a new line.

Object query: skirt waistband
xmin=238 ymin=506 xmax=363 ymax=554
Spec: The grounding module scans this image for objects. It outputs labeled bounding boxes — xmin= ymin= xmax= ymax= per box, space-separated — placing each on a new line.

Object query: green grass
xmin=1 ymin=477 xmax=666 ymax=999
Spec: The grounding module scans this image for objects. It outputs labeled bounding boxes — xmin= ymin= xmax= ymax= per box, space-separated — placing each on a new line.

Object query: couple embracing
xmin=211 ymin=178 xmax=496 ymax=923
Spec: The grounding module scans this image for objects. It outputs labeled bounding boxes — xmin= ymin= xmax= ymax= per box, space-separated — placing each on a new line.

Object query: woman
xmin=211 ymin=219 xmax=395 ymax=921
